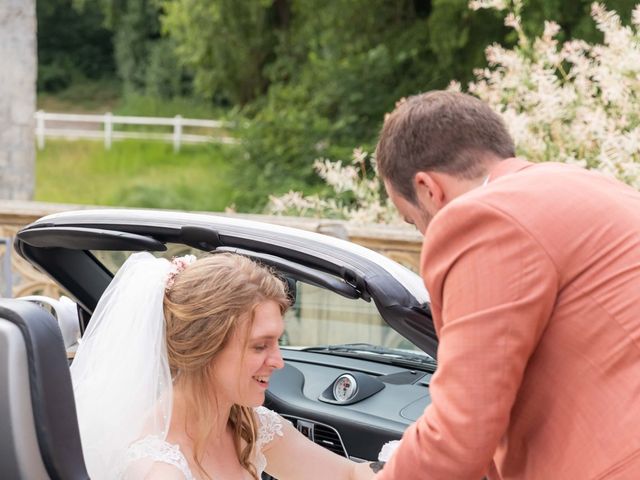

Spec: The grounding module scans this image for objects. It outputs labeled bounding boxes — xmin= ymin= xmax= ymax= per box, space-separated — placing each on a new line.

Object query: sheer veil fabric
xmin=70 ymin=252 xmax=174 ymax=479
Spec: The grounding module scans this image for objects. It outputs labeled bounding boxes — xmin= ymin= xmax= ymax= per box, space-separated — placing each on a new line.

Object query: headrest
xmin=0 ymin=299 xmax=89 ymax=479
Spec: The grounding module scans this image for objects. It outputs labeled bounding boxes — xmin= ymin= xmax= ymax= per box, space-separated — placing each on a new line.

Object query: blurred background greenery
xmin=36 ymin=0 xmax=638 ymax=212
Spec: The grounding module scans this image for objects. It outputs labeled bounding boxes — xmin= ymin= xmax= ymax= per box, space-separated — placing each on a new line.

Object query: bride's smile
xmin=210 ymin=300 xmax=285 ymax=408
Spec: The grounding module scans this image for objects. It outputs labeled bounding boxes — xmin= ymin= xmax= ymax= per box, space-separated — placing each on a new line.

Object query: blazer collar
xmin=486 ymin=157 xmax=533 ymax=184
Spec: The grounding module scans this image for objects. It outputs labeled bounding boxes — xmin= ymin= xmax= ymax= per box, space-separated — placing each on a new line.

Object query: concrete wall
xmin=0 ymin=0 xmax=36 ymax=200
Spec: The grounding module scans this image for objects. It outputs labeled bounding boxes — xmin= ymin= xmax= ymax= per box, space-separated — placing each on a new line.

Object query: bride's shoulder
xmin=123 ymin=435 xmax=193 ymax=480
xmin=253 ymin=406 xmax=286 ymax=447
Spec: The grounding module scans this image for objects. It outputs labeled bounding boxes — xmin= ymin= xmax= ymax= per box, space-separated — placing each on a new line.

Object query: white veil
xmin=70 ymin=252 xmax=175 ymax=479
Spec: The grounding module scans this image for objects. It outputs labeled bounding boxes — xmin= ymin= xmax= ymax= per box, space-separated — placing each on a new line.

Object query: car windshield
xmin=92 ymin=247 xmax=432 ymax=362
xmin=283 ymin=281 xmax=424 ymax=353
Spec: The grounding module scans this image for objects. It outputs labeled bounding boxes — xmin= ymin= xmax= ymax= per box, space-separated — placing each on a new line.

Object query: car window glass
xmin=92 ymin=248 xmax=423 ymax=354
xmin=283 ymin=281 xmax=421 ymax=353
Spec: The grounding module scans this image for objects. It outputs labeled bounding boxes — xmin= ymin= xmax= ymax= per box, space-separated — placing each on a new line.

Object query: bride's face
xmin=210 ymin=300 xmax=285 ymax=407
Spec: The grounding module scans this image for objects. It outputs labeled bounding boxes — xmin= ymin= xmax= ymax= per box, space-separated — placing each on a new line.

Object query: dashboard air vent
xmin=313 ymin=423 xmax=347 ymax=457
xmin=282 ymin=414 xmax=349 ymax=458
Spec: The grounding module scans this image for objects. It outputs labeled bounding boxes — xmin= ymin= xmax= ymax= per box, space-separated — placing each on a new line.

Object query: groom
xmin=373 ymin=91 xmax=640 ymax=479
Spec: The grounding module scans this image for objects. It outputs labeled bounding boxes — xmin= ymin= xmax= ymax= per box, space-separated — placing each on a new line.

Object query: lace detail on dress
xmin=121 ymin=409 xmax=283 ymax=479
xmin=255 ymin=406 xmax=284 ymax=447
xmin=124 ymin=435 xmax=194 ymax=479
xmin=254 ymin=406 xmax=285 ymax=475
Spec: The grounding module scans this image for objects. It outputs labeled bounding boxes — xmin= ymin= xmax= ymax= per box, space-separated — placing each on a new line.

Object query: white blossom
xmin=467 ymin=1 xmax=640 ymax=188
xmin=269 ymin=2 xmax=640 ymax=223
xmin=469 ymin=0 xmax=508 ymax=11
xmin=267 ymin=149 xmax=401 ymax=224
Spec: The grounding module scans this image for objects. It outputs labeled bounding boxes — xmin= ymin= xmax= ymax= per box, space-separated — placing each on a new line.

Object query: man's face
xmin=384 ymin=179 xmax=435 ymax=235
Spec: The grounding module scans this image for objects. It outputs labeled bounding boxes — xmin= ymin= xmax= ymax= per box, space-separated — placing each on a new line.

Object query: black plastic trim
xmin=217 ymin=247 xmax=361 ymax=300
xmin=15 ymin=213 xmax=437 ymax=357
xmin=0 ymin=299 xmax=89 ymax=480
xmin=18 ymin=226 xmax=166 ymax=251
xmin=264 ymin=364 xmax=403 ymax=460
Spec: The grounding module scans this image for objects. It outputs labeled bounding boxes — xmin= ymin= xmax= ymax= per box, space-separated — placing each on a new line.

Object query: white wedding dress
xmin=123 ymin=406 xmax=284 ymax=479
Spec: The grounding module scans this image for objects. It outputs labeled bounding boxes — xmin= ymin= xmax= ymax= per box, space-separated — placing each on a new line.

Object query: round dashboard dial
xmin=333 ymin=374 xmax=357 ymax=403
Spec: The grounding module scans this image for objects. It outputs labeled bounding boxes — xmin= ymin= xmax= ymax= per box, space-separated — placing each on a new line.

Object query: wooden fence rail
xmin=34 ymin=111 xmax=236 ymax=152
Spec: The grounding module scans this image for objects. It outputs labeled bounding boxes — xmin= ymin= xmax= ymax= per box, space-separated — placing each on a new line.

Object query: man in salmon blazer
xmin=373 ymin=91 xmax=640 ymax=479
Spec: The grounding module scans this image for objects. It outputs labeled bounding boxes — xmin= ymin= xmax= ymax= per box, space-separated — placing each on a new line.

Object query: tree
xmin=164 ymin=0 xmax=635 ymax=211
xmin=161 ymin=0 xmax=282 ymax=105
xmin=37 ymin=0 xmax=115 ymax=92
xmin=269 ymin=1 xmax=640 ymax=222
xmin=0 ymin=0 xmax=36 ymax=200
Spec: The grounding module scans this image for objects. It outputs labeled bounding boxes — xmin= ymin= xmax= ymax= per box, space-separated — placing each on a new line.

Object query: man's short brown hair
xmin=376 ymin=91 xmax=515 ymax=202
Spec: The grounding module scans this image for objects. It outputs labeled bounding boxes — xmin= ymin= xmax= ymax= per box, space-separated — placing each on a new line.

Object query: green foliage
xmin=222 ymin=0 xmax=437 ymax=210
xmin=113 ymin=93 xmax=224 ymax=119
xmin=111 ymin=0 xmax=194 ymax=98
xmin=145 ymin=38 xmax=193 ymax=99
xmin=112 ymin=1 xmax=162 ymax=94
xmin=427 ymin=0 xmax=507 ymax=84
xmin=518 ymin=0 xmax=636 ymax=39
xmin=37 ymin=79 xmax=121 ymax=113
xmin=229 ymin=89 xmax=343 ymax=210
xmin=37 ymin=0 xmax=116 ymax=92
xmin=40 ymin=0 xmax=640 ymax=213
xmin=161 ymin=0 xmax=279 ymax=105
xmin=36 ymin=140 xmax=239 ymax=211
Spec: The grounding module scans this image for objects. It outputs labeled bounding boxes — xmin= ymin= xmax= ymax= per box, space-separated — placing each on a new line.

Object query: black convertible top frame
xmin=15 ymin=211 xmax=437 ymax=357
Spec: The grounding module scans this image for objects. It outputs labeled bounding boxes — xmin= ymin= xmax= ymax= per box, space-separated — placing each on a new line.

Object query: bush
xmin=268 ymin=148 xmax=399 ymax=223
xmin=464 ymin=0 xmax=640 ymax=188
xmin=269 ymin=0 xmax=640 ymax=222
xmin=38 ymin=60 xmax=74 ymax=93
xmin=145 ymin=39 xmax=193 ymax=99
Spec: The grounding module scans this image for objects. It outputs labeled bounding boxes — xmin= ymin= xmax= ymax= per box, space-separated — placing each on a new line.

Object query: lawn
xmin=35 ymin=83 xmax=247 ymax=212
xmin=36 ymin=139 xmax=240 ymax=212
xmin=37 ymin=80 xmax=227 ymax=119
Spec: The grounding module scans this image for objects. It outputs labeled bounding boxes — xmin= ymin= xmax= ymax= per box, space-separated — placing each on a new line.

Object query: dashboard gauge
xmin=333 ymin=374 xmax=357 ymax=403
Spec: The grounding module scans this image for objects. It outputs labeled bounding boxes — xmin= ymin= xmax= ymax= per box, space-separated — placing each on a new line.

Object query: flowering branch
xmin=267 ymin=148 xmax=401 ymax=224
xmin=269 ymin=2 xmax=640 ymax=223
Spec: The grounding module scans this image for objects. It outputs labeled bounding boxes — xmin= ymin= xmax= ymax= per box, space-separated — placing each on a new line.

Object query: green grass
xmin=36 ymin=139 xmax=240 ymax=212
xmin=38 ymin=79 xmax=122 ymax=113
xmin=113 ymin=93 xmax=228 ymax=120
xmin=35 ymin=82 xmax=246 ymax=212
xmin=38 ymin=80 xmax=226 ymax=119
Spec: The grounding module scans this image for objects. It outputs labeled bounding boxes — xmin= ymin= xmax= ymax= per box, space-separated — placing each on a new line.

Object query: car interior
xmin=0 ymin=299 xmax=89 ymax=480
xmin=3 ymin=210 xmax=438 ymax=479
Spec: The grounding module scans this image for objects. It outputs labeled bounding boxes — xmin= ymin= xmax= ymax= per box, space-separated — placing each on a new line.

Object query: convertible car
xmin=1 ymin=209 xmax=437 ymax=479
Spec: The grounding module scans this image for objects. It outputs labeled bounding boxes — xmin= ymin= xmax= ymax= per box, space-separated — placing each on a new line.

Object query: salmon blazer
xmin=377 ymin=158 xmax=640 ymax=480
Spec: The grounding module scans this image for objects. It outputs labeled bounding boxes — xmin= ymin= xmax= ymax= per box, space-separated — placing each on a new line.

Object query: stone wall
xmin=0 ymin=201 xmax=423 ymax=299
xmin=0 ymin=0 xmax=36 ymax=200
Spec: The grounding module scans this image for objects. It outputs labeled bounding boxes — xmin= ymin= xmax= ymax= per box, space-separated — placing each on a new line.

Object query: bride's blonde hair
xmin=163 ymin=253 xmax=289 ymax=480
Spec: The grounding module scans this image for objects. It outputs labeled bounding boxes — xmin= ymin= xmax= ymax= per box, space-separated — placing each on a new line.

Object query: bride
xmin=70 ymin=251 xmax=378 ymax=479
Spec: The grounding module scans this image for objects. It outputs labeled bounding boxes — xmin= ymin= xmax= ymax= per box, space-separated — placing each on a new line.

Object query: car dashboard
xmin=265 ymin=349 xmax=432 ymax=462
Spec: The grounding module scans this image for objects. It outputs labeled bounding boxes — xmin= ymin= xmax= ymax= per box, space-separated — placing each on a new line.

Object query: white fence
xmin=34 ymin=111 xmax=236 ymax=152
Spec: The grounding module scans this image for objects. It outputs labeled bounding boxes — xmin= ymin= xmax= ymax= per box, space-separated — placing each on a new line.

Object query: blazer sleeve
xmin=376 ymin=199 xmax=559 ymax=480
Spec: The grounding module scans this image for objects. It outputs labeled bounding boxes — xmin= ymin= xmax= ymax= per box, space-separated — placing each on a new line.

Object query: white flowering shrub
xmin=269 ymin=1 xmax=640 ymax=222
xmin=268 ymin=148 xmax=401 ymax=224
xmin=462 ymin=0 xmax=640 ymax=188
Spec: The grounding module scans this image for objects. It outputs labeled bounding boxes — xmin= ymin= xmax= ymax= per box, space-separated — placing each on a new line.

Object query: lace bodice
xmin=123 ymin=406 xmax=284 ymax=479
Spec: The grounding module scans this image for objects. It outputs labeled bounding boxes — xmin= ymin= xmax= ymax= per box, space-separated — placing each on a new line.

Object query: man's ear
xmin=414 ymin=171 xmax=445 ymax=209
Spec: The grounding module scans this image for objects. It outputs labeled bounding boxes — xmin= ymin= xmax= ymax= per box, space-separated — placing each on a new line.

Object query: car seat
xmin=0 ymin=299 xmax=89 ymax=479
